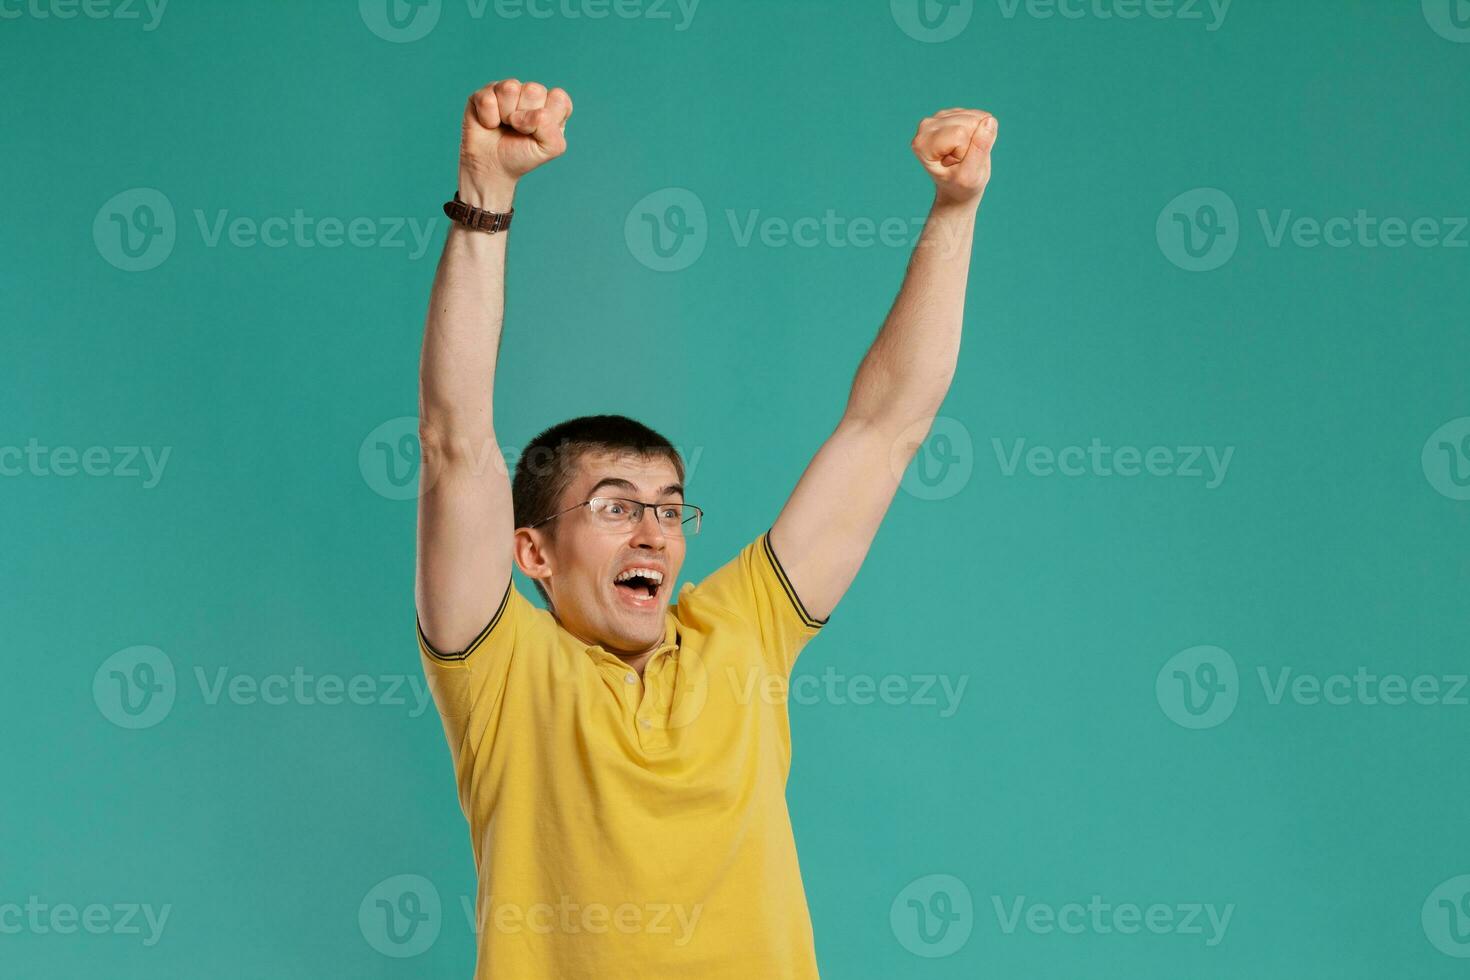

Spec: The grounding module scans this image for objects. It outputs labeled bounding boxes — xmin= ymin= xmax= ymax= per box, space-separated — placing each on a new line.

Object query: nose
xmin=628 ymin=505 xmax=667 ymax=549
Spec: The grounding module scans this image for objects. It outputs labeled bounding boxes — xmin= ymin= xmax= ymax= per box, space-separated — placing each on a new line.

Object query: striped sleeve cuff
xmin=417 ymin=579 xmax=513 ymax=663
xmin=762 ymin=531 xmax=829 ymax=630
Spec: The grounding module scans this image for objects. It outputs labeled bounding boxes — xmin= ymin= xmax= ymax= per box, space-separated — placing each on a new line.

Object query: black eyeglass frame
xmin=526 ymin=495 xmax=705 ymax=535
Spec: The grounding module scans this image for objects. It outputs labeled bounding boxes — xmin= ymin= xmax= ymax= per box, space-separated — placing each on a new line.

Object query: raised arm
xmin=415 ymin=79 xmax=572 ymax=654
xmin=769 ymin=108 xmax=998 ymax=622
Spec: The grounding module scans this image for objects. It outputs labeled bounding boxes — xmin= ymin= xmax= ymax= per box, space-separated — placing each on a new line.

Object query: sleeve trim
xmin=761 ymin=530 xmax=829 ymax=630
xmin=417 ymin=578 xmax=513 ymax=663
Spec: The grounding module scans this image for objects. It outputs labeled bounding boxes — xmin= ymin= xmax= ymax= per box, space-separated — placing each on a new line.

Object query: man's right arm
xmin=415 ymin=78 xmax=572 ymax=654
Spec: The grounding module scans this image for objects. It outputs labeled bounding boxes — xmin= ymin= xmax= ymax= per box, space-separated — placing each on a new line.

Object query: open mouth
xmin=613 ymin=566 xmax=665 ymax=607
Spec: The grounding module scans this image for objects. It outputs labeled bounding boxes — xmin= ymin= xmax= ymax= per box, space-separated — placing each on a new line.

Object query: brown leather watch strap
xmin=443 ymin=193 xmax=514 ymax=233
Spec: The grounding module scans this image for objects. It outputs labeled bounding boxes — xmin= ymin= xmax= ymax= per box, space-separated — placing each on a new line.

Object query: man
xmin=415 ymin=77 xmax=997 ymax=979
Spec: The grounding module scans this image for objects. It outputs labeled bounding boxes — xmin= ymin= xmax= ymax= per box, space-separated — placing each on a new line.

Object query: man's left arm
xmin=769 ymin=107 xmax=998 ymax=622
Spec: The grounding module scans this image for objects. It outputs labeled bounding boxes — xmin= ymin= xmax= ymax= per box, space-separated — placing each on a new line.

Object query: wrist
xmin=457 ymin=175 xmax=518 ymax=212
xmin=931 ymin=191 xmax=982 ymax=216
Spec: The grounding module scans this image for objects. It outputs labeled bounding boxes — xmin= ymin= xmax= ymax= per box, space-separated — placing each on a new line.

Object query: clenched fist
xmin=459 ymin=79 xmax=573 ymax=208
xmin=911 ymin=109 xmax=998 ymax=208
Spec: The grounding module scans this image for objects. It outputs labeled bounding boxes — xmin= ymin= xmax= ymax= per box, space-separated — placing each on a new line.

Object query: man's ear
xmin=513 ymin=527 xmax=554 ymax=584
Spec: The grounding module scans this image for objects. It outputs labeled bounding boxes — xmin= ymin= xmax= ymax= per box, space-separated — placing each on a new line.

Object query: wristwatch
xmin=443 ymin=192 xmax=514 ymax=233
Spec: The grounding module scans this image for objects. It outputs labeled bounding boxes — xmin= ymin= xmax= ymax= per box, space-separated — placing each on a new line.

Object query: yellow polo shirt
xmin=418 ymin=530 xmax=829 ymax=979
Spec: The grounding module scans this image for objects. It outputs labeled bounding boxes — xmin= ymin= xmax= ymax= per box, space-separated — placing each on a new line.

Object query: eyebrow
xmin=588 ymin=477 xmax=684 ymax=499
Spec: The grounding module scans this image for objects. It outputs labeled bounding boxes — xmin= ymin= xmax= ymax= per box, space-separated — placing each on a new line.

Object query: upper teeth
xmin=616 ymin=568 xmax=664 ymax=584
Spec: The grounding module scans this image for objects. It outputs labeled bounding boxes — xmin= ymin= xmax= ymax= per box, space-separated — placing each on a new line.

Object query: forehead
xmin=566 ymin=449 xmax=682 ymax=498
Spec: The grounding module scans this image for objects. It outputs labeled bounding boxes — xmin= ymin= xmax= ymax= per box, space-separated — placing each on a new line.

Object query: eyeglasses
xmin=528 ymin=496 xmax=704 ymax=536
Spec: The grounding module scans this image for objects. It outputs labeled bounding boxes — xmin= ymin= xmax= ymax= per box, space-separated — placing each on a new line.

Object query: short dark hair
xmin=512 ymin=414 xmax=685 ymax=607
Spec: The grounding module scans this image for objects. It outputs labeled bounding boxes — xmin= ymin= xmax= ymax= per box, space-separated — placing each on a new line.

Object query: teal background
xmin=4 ymin=0 xmax=1469 ymax=976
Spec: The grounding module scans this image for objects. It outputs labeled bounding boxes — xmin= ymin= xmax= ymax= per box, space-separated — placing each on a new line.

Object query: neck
xmin=555 ymin=615 xmax=663 ymax=674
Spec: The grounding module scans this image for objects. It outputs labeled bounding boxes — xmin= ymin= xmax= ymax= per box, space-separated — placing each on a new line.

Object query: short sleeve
xmin=416 ymin=579 xmax=525 ymax=770
xmin=684 ymin=529 xmax=829 ymax=675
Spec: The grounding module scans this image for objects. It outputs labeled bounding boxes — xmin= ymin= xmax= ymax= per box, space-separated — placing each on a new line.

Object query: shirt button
xmin=624 ymin=673 xmax=638 ymax=685
xmin=639 ymin=718 xmax=652 ymax=729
